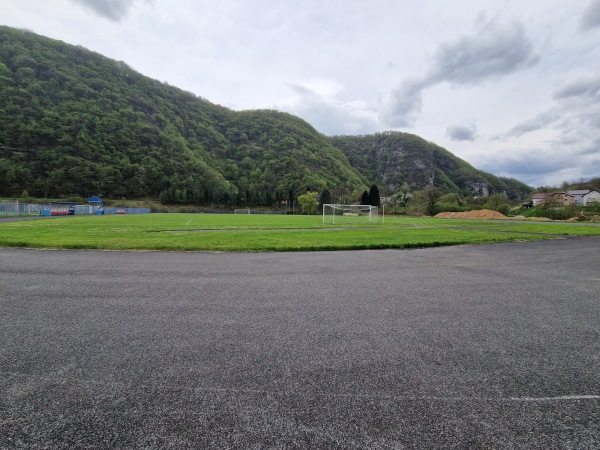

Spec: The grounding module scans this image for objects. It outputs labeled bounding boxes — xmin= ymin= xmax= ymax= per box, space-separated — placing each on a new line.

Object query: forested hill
xmin=330 ymin=133 xmax=532 ymax=200
xmin=0 ymin=26 xmax=364 ymax=202
xmin=0 ymin=26 xmax=530 ymax=203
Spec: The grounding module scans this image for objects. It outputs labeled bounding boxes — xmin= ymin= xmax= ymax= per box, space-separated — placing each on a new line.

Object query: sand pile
xmin=434 ymin=209 xmax=507 ymax=219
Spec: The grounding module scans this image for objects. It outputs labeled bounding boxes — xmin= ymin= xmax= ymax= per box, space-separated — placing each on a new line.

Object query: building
xmin=531 ymin=193 xmax=548 ymax=206
xmin=582 ymin=190 xmax=600 ymax=205
xmin=568 ymin=190 xmax=590 ymax=205
xmin=531 ymin=190 xmax=599 ymax=206
xmin=547 ymin=192 xmax=574 ymax=205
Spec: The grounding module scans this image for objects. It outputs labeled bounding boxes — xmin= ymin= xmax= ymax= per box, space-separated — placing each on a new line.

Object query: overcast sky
xmin=3 ymin=0 xmax=600 ymax=187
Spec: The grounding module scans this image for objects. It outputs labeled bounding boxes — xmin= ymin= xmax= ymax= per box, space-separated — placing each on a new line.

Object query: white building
xmin=568 ymin=190 xmax=590 ymax=205
xmin=568 ymin=190 xmax=600 ymax=205
xmin=582 ymin=190 xmax=600 ymax=205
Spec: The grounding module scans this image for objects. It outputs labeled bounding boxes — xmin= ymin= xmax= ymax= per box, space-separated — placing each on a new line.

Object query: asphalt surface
xmin=1 ymin=238 xmax=599 ymax=449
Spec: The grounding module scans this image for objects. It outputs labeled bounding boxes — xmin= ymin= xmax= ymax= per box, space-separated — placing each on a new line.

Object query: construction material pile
xmin=434 ymin=209 xmax=507 ymax=219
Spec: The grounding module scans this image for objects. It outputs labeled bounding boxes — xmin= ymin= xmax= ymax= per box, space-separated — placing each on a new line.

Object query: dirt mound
xmin=567 ymin=215 xmax=600 ymax=223
xmin=434 ymin=209 xmax=507 ymax=220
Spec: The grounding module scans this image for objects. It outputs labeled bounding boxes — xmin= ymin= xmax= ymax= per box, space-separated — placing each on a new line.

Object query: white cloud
xmin=279 ymin=81 xmax=378 ymax=135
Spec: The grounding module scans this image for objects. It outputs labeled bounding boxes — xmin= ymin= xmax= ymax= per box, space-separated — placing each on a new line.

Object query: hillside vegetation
xmin=0 ymin=26 xmax=364 ymax=203
xmin=0 ymin=26 xmax=530 ymax=204
xmin=330 ymin=133 xmax=531 ymax=200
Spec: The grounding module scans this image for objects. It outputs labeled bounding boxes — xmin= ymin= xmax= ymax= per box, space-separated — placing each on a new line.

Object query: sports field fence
xmin=0 ymin=202 xmax=150 ymax=217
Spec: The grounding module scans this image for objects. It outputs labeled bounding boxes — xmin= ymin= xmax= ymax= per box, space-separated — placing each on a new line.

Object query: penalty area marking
xmin=186 ymin=218 xmax=193 ymax=225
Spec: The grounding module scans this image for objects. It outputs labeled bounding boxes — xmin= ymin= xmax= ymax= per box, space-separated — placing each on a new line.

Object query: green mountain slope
xmin=0 ymin=26 xmax=530 ymax=204
xmin=0 ymin=26 xmax=364 ymax=202
xmin=330 ymin=132 xmax=532 ymax=200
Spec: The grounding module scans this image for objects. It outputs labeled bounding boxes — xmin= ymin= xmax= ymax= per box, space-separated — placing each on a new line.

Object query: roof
xmin=568 ymin=190 xmax=590 ymax=196
xmin=532 ymin=193 xmax=548 ymax=199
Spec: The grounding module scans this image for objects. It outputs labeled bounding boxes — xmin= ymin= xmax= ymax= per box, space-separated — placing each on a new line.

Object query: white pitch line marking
xmin=186 ymin=218 xmax=193 ymax=225
xmin=509 ymin=395 xmax=600 ymax=402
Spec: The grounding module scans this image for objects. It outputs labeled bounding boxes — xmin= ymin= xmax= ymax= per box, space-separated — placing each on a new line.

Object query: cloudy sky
xmin=3 ymin=0 xmax=600 ymax=187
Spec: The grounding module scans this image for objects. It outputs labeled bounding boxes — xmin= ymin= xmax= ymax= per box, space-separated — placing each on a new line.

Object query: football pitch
xmin=0 ymin=213 xmax=599 ymax=251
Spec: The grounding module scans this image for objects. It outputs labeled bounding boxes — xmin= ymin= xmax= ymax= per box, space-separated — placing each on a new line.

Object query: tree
xmin=369 ymin=184 xmax=380 ymax=207
xmin=486 ymin=193 xmax=505 ymax=211
xmin=297 ymin=191 xmax=319 ymax=215
xmin=319 ymin=187 xmax=331 ymax=212
xmin=390 ymin=186 xmax=413 ymax=214
xmin=361 ymin=190 xmax=370 ymax=205
xmin=422 ymin=185 xmax=442 ymax=216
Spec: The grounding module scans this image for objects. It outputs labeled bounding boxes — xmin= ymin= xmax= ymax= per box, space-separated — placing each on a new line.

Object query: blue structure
xmin=88 ymin=196 xmax=104 ymax=215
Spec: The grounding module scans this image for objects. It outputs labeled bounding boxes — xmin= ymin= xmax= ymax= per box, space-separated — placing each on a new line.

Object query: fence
xmin=1 ymin=202 xmax=150 ymax=217
xmin=0 ymin=202 xmax=43 ymax=217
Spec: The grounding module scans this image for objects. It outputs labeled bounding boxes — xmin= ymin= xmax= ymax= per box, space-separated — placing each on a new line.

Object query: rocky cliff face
xmin=330 ymin=132 xmax=532 ymax=199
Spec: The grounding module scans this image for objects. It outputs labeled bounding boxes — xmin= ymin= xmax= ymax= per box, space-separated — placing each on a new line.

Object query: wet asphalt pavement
xmin=1 ymin=238 xmax=599 ymax=449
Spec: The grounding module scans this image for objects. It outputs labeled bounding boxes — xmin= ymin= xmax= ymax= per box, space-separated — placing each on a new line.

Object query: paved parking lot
xmin=1 ymin=238 xmax=599 ymax=448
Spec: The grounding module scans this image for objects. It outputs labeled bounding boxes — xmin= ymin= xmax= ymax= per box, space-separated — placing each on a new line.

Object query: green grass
xmin=0 ymin=214 xmax=599 ymax=252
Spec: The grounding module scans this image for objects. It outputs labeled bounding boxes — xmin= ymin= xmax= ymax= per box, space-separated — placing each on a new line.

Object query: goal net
xmin=322 ymin=204 xmax=379 ymax=224
xmin=234 ymin=209 xmax=251 ymax=214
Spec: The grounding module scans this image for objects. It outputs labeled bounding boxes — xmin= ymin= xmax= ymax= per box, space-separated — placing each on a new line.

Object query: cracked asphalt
xmin=1 ymin=238 xmax=599 ymax=448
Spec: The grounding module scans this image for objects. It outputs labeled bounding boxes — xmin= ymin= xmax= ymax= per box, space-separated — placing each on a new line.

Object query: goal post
xmin=234 ymin=209 xmax=251 ymax=214
xmin=322 ymin=204 xmax=379 ymax=224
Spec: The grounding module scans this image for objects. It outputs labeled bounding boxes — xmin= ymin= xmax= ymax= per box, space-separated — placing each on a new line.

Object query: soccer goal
xmin=234 ymin=209 xmax=251 ymax=214
xmin=322 ymin=204 xmax=380 ymax=224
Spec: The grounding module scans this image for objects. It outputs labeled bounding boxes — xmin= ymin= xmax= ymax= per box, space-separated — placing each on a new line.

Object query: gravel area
xmin=1 ymin=238 xmax=599 ymax=448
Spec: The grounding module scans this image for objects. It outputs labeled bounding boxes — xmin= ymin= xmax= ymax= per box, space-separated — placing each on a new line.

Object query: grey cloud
xmin=553 ymin=73 xmax=600 ymax=99
xmin=481 ymin=151 xmax=568 ymax=177
xmin=502 ymin=110 xmax=561 ymax=138
xmin=381 ymin=19 xmax=538 ymax=128
xmin=379 ymin=79 xmax=425 ymax=128
xmin=504 ymin=72 xmax=600 ymax=138
xmin=71 ymin=0 xmax=152 ymax=21
xmin=446 ymin=124 xmax=477 ymax=141
xmin=478 ymin=146 xmax=600 ymax=187
xmin=428 ymin=20 xmax=539 ymax=86
xmin=495 ymin=70 xmax=600 ymax=185
xmin=582 ymin=0 xmax=600 ymax=30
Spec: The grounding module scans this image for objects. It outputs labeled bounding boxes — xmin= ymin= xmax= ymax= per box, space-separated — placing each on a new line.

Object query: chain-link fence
xmin=1 ymin=202 xmax=150 ymax=217
xmin=0 ymin=202 xmax=43 ymax=217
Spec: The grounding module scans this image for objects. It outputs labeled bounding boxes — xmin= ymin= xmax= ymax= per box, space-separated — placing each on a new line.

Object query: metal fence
xmin=0 ymin=202 xmax=43 ymax=217
xmin=1 ymin=202 xmax=150 ymax=217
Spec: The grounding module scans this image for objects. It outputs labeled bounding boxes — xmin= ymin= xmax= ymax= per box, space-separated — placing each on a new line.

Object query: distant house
xmin=531 ymin=193 xmax=548 ymax=206
xmin=568 ymin=190 xmax=590 ymax=205
xmin=547 ymin=192 xmax=574 ymax=205
xmin=531 ymin=190 xmax=598 ymax=206
xmin=582 ymin=190 xmax=600 ymax=205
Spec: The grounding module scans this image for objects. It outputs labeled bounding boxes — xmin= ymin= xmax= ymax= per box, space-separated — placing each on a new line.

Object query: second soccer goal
xmin=322 ymin=204 xmax=379 ymax=224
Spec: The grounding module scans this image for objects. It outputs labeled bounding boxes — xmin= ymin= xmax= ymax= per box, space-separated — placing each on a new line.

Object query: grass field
xmin=0 ymin=213 xmax=599 ymax=252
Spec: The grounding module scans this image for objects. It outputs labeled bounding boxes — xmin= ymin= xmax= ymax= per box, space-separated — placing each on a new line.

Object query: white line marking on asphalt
xmin=509 ymin=395 xmax=600 ymax=402
xmin=184 ymin=388 xmax=600 ymax=403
